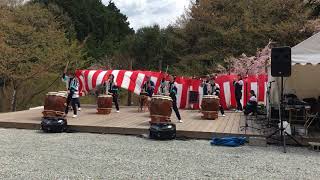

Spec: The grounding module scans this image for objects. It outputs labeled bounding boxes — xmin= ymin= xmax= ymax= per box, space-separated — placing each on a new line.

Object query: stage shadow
xmin=86 ymin=112 xmax=100 ymax=115
xmin=127 ymin=109 xmax=150 ymax=114
xmin=137 ymin=121 xmax=150 ymax=126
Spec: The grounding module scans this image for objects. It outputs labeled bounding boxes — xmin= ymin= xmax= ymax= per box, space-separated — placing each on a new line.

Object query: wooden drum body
xmin=97 ymin=95 xmax=113 ymax=114
xmin=150 ymin=96 xmax=172 ymax=123
xmin=43 ymin=92 xmax=67 ymax=117
xmin=201 ymin=95 xmax=220 ymax=120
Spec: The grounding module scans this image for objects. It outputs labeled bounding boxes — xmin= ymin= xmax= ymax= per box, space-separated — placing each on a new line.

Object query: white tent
xmin=269 ymin=32 xmax=320 ymax=105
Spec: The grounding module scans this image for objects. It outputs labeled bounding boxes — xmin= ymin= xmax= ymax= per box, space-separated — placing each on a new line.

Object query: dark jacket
xmin=234 ymin=80 xmax=243 ymax=99
xmin=168 ymin=82 xmax=178 ymax=101
xmin=142 ymin=80 xmax=155 ymax=97
xmin=103 ymin=81 xmax=119 ymax=95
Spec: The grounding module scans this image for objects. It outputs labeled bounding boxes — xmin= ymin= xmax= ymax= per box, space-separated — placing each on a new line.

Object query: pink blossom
xmin=229 ymin=40 xmax=273 ymax=75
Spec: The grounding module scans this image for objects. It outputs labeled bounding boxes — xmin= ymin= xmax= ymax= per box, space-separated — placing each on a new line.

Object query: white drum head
xmin=56 ymin=93 xmax=67 ymax=98
xmin=152 ymin=96 xmax=172 ymax=101
xmin=47 ymin=92 xmax=58 ymax=96
xmin=98 ymin=95 xmax=112 ymax=98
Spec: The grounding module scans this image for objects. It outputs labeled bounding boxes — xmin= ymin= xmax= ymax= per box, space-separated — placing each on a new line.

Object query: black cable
xmin=33 ymin=75 xmax=61 ymax=96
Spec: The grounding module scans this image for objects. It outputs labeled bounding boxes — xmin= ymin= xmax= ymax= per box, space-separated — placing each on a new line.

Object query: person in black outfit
xmin=142 ymin=76 xmax=155 ymax=97
xmin=158 ymin=78 xmax=167 ymax=95
xmin=201 ymin=75 xmax=211 ymax=96
xmin=62 ymin=71 xmax=80 ymax=118
xmin=201 ymin=76 xmax=225 ymax=116
xmin=244 ymin=90 xmax=258 ymax=115
xmin=209 ymin=78 xmax=225 ymax=117
xmin=167 ymin=75 xmax=182 ymax=123
xmin=233 ymin=75 xmax=244 ymax=112
xmin=103 ymin=74 xmax=120 ymax=112
xmin=140 ymin=76 xmax=155 ymax=109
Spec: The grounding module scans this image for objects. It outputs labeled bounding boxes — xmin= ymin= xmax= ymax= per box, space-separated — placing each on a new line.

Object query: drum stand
xmin=266 ymin=77 xmax=301 ymax=153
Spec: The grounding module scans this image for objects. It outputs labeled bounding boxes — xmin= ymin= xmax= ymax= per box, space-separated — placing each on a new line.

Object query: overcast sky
xmin=102 ymin=0 xmax=191 ymax=30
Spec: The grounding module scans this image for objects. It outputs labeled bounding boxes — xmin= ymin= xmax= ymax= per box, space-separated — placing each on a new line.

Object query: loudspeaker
xmin=41 ymin=117 xmax=67 ymax=133
xmin=271 ymin=47 xmax=291 ymax=77
xmin=149 ymin=123 xmax=176 ymax=140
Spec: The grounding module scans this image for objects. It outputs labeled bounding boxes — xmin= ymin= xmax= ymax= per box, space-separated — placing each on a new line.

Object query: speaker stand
xmin=266 ymin=76 xmax=301 ymax=153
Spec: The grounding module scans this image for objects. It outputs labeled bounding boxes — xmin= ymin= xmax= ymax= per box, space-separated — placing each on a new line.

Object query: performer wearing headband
xmin=62 ymin=71 xmax=80 ymax=118
xmin=167 ymin=75 xmax=182 ymax=123
xmin=103 ymin=74 xmax=120 ymax=112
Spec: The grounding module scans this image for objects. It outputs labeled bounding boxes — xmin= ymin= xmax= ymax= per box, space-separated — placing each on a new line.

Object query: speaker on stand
xmin=267 ymin=46 xmax=301 ymax=153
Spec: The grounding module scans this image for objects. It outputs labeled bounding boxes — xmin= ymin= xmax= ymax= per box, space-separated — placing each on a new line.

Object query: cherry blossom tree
xmin=228 ymin=40 xmax=273 ymax=75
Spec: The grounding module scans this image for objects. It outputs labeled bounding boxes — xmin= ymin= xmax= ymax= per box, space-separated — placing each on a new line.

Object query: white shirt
xmin=72 ymin=91 xmax=79 ymax=98
xmin=238 ymin=80 xmax=244 ymax=86
xmin=250 ymin=95 xmax=257 ymax=102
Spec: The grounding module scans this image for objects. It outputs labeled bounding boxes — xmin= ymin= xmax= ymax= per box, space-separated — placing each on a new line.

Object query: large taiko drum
xmin=150 ymin=95 xmax=172 ymax=123
xmin=97 ymin=94 xmax=113 ymax=114
xmin=201 ymin=95 xmax=220 ymax=120
xmin=43 ymin=92 xmax=67 ymax=117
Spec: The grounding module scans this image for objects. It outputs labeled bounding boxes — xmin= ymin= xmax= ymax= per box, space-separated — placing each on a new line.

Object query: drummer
xmin=103 ymin=74 xmax=120 ymax=113
xmin=207 ymin=76 xmax=225 ymax=117
xmin=201 ymin=75 xmax=211 ymax=95
xmin=167 ymin=75 xmax=183 ymax=123
xmin=140 ymin=76 xmax=155 ymax=107
xmin=62 ymin=71 xmax=80 ymax=118
xmin=158 ymin=77 xmax=167 ymax=95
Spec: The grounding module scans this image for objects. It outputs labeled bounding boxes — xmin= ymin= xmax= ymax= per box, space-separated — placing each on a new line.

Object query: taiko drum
xmin=97 ymin=94 xmax=113 ymax=114
xmin=149 ymin=95 xmax=172 ymax=123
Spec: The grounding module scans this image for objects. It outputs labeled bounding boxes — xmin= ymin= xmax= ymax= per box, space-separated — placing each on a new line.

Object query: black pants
xmin=236 ymin=95 xmax=243 ymax=111
xmin=113 ymin=94 xmax=119 ymax=111
xmin=76 ymin=99 xmax=80 ymax=108
xmin=172 ymin=99 xmax=181 ymax=120
xmin=65 ymin=93 xmax=77 ymax=115
xmin=244 ymin=102 xmax=257 ymax=115
xmin=219 ymin=105 xmax=224 ymax=115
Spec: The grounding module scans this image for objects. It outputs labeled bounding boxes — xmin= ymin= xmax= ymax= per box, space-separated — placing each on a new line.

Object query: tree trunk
xmin=11 ymin=82 xmax=18 ymax=112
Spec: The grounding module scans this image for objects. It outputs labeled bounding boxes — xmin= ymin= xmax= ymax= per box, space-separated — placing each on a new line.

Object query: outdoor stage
xmin=0 ymin=105 xmax=263 ymax=139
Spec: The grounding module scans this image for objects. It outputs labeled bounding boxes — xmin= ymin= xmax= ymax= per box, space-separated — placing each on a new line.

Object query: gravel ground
xmin=0 ymin=128 xmax=319 ymax=180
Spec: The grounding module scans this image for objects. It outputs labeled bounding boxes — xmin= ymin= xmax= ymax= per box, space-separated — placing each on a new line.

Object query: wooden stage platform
xmin=0 ymin=105 xmax=263 ymax=139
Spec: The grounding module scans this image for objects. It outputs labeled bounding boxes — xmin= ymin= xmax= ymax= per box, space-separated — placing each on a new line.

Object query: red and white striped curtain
xmin=75 ymin=70 xmax=267 ymax=109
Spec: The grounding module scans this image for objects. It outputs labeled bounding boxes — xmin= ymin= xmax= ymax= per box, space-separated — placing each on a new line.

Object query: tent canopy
xmin=270 ymin=32 xmax=320 ymax=104
xmin=292 ymin=32 xmax=320 ymax=65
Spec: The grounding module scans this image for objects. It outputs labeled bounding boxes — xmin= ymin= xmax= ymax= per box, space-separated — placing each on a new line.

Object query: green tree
xmin=34 ymin=0 xmax=134 ymax=62
xmin=172 ymin=0 xmax=314 ymax=75
xmin=0 ymin=4 xmax=82 ymax=111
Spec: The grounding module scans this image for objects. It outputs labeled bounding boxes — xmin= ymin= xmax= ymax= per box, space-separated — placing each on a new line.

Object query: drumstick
xmin=165 ymin=65 xmax=169 ymax=74
xmin=64 ymin=61 xmax=69 ymax=74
